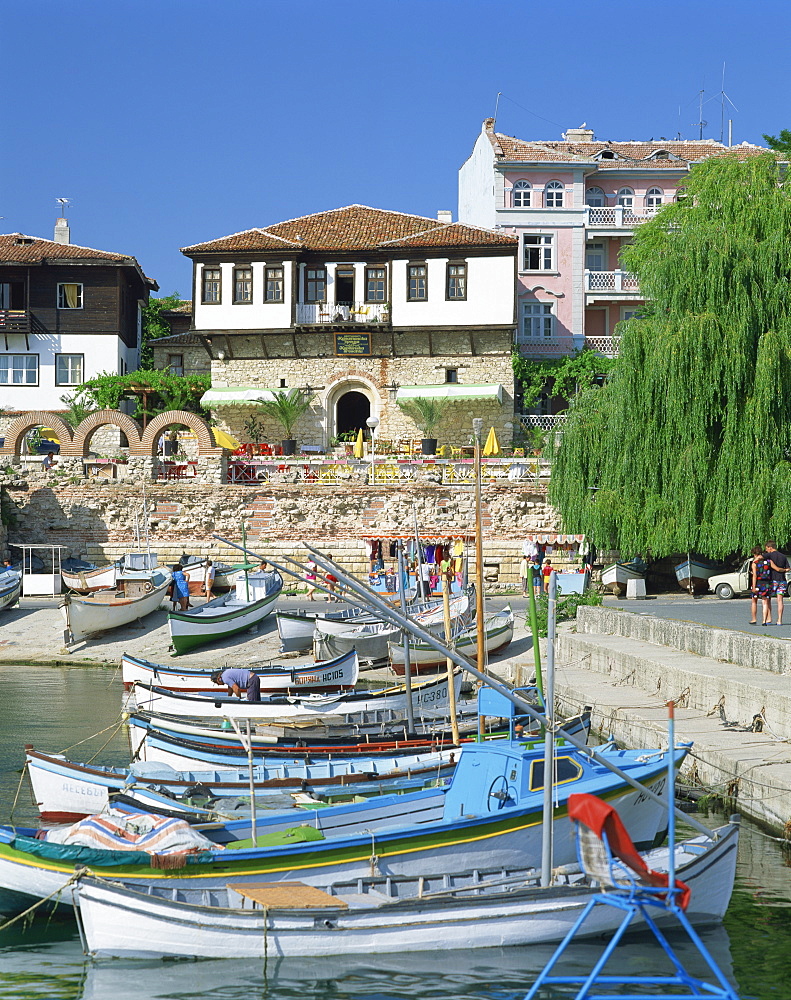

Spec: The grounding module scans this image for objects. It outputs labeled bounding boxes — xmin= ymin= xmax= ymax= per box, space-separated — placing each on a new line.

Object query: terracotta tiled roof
xmin=0 ymin=234 xmax=136 ymax=264
xmin=181 ymin=206 xmax=516 ymax=255
xmin=490 ymin=131 xmax=770 ymax=167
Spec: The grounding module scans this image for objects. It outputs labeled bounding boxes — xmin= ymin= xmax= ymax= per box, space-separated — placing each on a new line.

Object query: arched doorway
xmin=336 ymin=391 xmax=370 ymax=438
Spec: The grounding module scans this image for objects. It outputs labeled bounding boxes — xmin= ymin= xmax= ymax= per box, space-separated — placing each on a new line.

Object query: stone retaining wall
xmin=4 ymin=481 xmax=564 ymax=585
xmin=576 ymin=605 xmax=791 ymax=675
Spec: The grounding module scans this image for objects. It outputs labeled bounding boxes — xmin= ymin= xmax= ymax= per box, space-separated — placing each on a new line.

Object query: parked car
xmin=709 ymin=558 xmax=791 ymax=599
xmin=708 ymin=560 xmax=751 ymax=599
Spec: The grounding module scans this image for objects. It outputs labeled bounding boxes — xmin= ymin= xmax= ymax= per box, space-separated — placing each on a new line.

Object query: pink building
xmin=459 ymin=120 xmax=767 ymax=405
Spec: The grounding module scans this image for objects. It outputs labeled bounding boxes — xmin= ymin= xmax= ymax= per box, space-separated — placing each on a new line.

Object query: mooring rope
xmin=0 ymin=870 xmax=83 ymax=934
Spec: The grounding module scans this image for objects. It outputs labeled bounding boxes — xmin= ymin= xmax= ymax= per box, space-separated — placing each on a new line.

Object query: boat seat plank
xmin=227 ymin=881 xmax=347 ymax=909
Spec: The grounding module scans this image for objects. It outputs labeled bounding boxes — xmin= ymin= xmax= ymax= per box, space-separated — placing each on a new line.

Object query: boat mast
xmin=396 ymin=540 xmax=415 ymax=732
xmin=472 ymin=418 xmax=486 ymax=733
xmin=541 ymin=569 xmax=557 ymax=886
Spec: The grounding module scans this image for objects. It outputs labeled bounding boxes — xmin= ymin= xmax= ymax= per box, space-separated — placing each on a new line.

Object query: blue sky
xmin=4 ymin=0 xmax=787 ymax=297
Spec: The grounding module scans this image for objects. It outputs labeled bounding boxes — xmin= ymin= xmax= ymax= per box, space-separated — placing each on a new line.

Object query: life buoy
xmin=143 ymin=582 xmax=153 ymax=593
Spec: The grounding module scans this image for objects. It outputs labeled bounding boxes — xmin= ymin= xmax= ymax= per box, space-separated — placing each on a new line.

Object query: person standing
xmin=324 ymin=554 xmax=338 ymax=601
xmin=750 ymin=546 xmax=773 ymax=626
xmin=519 ymin=554 xmax=530 ymax=595
xmin=764 ymin=540 xmax=790 ymax=625
xmin=305 ymin=557 xmax=318 ymax=600
xmin=420 ymin=559 xmax=432 ymax=598
xmin=541 ymin=558 xmax=553 ymax=594
xmin=170 ymin=564 xmax=191 ymax=611
xmin=210 ymin=667 xmax=261 ymax=702
xmin=203 ymin=560 xmax=215 ymax=602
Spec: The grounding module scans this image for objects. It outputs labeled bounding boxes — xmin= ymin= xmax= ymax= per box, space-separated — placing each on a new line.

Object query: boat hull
xmin=601 ymin=563 xmax=645 ymax=596
xmin=76 ymin=821 xmax=738 ymax=957
xmin=59 ymin=572 xmax=171 ymax=641
xmin=675 ymin=559 xmax=721 ymax=593
xmin=389 ymin=610 xmax=513 ymax=674
xmin=276 ymin=607 xmax=371 ymax=653
xmin=62 ymin=563 xmax=117 ymax=593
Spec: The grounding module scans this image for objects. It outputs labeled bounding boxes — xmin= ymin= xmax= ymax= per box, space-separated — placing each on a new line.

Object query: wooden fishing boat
xmin=276 ymin=606 xmax=373 ymax=653
xmin=0 ymin=569 xmax=21 ymax=610
xmin=601 ymin=562 xmax=645 ymax=596
xmin=25 ymin=745 xmax=458 ymax=823
xmin=60 ymin=568 xmax=172 ymax=643
xmin=313 ymin=594 xmax=471 ymax=663
xmin=121 ymin=648 xmax=358 ymax=693
xmin=675 ymin=557 xmax=723 ymax=594
xmin=132 ymin=670 xmax=463 ymax=722
xmin=167 ymin=570 xmax=282 ymax=655
xmin=388 ymin=607 xmax=514 ymax=675
xmin=0 ymin=740 xmax=686 ymax=918
xmin=61 ymin=561 xmax=117 ymax=593
xmin=74 ymin=816 xmax=738 ymax=958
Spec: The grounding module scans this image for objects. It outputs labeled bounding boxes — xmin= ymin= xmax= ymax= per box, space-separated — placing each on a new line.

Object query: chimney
xmin=54 ymin=217 xmax=71 ymax=245
xmin=437 ymin=210 xmax=453 ymax=225
xmin=562 ymin=125 xmax=595 ymax=143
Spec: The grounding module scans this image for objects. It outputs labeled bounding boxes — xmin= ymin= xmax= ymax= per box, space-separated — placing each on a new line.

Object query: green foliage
xmin=140 ymin=293 xmax=185 ymax=367
xmin=243 ymin=413 xmax=267 ymax=443
xmin=512 ymin=348 xmax=616 ymax=412
xmin=762 ymin=129 xmax=791 ymax=157
xmin=550 ymin=153 xmax=791 ymax=558
xmin=59 ymin=392 xmax=98 ymax=428
xmin=530 ymin=588 xmax=603 ymax=638
xmin=254 ymin=389 xmax=315 ymax=439
xmin=396 ymin=396 xmax=450 ymax=437
xmin=73 ymin=370 xmax=211 ymax=423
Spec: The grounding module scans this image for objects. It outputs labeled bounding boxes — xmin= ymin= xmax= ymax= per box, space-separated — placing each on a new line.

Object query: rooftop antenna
xmin=56 ymin=197 xmax=70 ymax=217
xmin=691 ymin=87 xmax=707 ymax=140
xmin=718 ymin=62 xmax=739 ymax=144
xmin=493 ymin=91 xmax=501 ymax=128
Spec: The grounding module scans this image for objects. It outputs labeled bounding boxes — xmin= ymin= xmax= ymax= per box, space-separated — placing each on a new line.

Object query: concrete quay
xmin=547 ymin=605 xmax=791 ymax=836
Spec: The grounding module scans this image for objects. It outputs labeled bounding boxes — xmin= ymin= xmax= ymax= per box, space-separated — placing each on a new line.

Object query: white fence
xmin=296 ymin=302 xmax=390 ymax=325
xmin=584 ymin=270 xmax=640 ymax=294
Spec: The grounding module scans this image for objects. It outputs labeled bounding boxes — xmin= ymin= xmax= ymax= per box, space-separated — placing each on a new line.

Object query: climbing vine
xmin=512 ymin=349 xmax=616 ymax=412
xmin=70 ymin=370 xmax=211 ymax=422
xmin=550 ymin=152 xmax=791 ymax=558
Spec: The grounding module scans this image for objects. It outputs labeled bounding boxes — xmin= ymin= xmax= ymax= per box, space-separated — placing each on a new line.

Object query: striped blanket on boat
xmin=43 ymin=808 xmax=219 ymax=854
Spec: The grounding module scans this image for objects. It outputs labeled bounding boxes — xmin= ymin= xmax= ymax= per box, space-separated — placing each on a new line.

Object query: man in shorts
xmin=211 ymin=667 xmax=261 ymax=702
xmin=765 ymin=541 xmax=790 ymax=626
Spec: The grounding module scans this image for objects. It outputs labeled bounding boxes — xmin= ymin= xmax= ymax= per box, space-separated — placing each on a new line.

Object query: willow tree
xmin=550 ymin=152 xmax=791 ymax=558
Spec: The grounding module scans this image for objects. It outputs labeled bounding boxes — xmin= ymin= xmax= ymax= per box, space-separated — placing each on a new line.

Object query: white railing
xmin=519 ymin=414 xmax=567 ymax=431
xmin=584 ymin=336 xmax=621 ymax=357
xmin=584 ymin=270 xmax=640 ymax=294
xmin=515 ymin=338 xmax=577 ymax=357
xmin=584 ymin=206 xmax=658 ymax=228
xmin=296 ymin=301 xmax=390 ymax=325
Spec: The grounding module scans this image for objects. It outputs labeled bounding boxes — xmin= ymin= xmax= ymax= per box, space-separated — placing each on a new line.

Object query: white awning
xmin=201 ymin=387 xmax=281 ymax=406
xmin=395 ymin=384 xmax=504 ymax=403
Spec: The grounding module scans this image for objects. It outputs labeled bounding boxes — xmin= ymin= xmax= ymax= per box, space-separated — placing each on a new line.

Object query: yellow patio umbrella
xmin=482 ymin=426 xmax=501 ymax=456
xmin=39 ymin=427 xmax=60 ymax=445
xmin=352 ymin=427 xmax=365 ymax=459
xmin=212 ymin=428 xmax=241 ymax=450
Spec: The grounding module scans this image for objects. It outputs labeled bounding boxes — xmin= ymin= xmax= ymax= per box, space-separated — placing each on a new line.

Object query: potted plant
xmin=396 ymin=396 xmax=449 ymax=456
xmin=255 ymin=388 xmax=315 ymax=456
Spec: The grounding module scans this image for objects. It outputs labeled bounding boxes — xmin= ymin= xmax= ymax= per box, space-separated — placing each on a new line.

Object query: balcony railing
xmin=0 ymin=310 xmax=47 ymax=334
xmin=296 ymin=301 xmax=390 ymax=327
xmin=585 ymin=335 xmax=621 ymax=357
xmin=584 ymin=206 xmax=658 ymax=228
xmin=584 ymin=270 xmax=640 ymax=295
xmin=519 ymin=414 xmax=567 ymax=431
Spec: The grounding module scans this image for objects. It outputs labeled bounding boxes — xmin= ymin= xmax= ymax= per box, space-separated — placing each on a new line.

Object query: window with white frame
xmin=446 ymin=262 xmax=467 ymax=300
xmin=617 ymin=187 xmax=635 ymax=209
xmin=365 ymin=267 xmax=386 ymax=302
xmin=305 ymin=267 xmax=326 ymax=303
xmin=522 ymin=234 xmax=553 ymax=271
xmin=586 ymin=242 xmax=607 ymax=271
xmin=512 ymin=180 xmax=531 ymax=207
xmin=520 ymin=302 xmax=555 ymax=342
xmin=407 ymin=263 xmax=427 ymax=301
xmin=646 ymin=187 xmax=663 ymax=209
xmin=57 ymin=283 xmax=83 ymax=309
xmin=545 ymin=180 xmax=564 ymax=208
xmin=586 ymin=187 xmax=605 ymax=207
xmin=0 ymin=354 xmax=38 ymax=384
xmin=55 ymin=354 xmax=83 ymax=385
xmin=620 ymin=307 xmax=641 ymax=322
xmin=264 ymin=266 xmax=284 ymax=302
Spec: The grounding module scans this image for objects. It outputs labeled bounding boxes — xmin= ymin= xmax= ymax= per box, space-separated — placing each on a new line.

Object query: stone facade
xmin=4 ymin=480 xmax=567 ymax=586
xmin=211 ymin=329 xmax=515 ymax=448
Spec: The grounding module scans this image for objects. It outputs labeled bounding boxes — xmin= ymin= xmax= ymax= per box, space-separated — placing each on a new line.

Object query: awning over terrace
xmin=395 ymin=384 xmax=504 ymax=403
xmin=201 ymin=387 xmax=282 ymax=406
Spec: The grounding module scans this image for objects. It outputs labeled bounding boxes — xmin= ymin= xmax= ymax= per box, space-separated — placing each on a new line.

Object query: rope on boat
xmin=84 ymin=718 xmax=128 ymax=765
xmin=0 ymin=870 xmax=83 ymax=933
xmin=8 ymin=761 xmax=29 ymax=827
xmin=58 ymin=713 xmax=127 ymax=755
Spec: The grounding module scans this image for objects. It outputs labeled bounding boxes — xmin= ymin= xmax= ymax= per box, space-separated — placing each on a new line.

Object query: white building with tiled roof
xmin=181 ymin=205 xmax=519 ymax=449
xmin=0 ymin=220 xmax=157 ymax=410
xmin=459 ymin=119 xmax=769 ymax=401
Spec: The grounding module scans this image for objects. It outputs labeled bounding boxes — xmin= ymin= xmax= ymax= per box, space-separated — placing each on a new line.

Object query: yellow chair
xmin=436 ymin=444 xmax=451 ymax=458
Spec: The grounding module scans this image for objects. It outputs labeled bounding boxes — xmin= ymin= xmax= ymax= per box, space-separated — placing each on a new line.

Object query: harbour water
xmin=2 ymin=664 xmax=791 ymax=999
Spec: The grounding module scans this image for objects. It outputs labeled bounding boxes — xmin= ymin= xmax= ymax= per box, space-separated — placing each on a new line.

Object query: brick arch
xmin=0 ymin=412 xmax=74 ymax=457
xmin=70 ymin=409 xmax=143 ymax=457
xmin=141 ymin=410 xmax=222 ymax=457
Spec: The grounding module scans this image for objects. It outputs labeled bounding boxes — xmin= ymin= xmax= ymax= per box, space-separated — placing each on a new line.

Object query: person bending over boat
xmin=210 ymin=667 xmax=261 ymax=702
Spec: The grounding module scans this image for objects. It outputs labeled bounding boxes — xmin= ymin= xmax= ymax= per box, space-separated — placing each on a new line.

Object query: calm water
xmin=2 ymin=665 xmax=791 ymax=999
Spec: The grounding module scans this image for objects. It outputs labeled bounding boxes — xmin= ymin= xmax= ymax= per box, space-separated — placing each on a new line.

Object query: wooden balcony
xmin=295 ymin=301 xmax=390 ymax=329
xmin=0 ymin=310 xmax=48 ymax=335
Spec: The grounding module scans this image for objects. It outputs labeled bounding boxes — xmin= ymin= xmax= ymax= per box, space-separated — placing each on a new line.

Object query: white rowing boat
xmin=60 ymin=568 xmax=172 ymax=642
xmin=389 ymin=606 xmax=514 ymax=674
